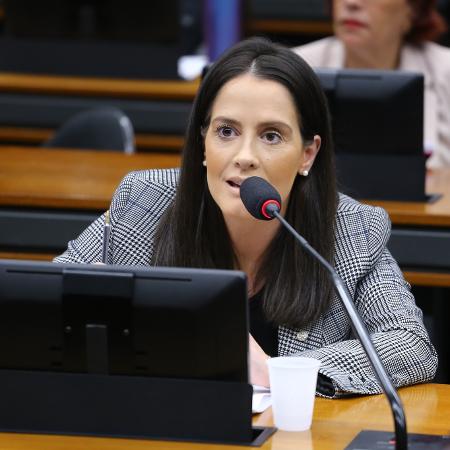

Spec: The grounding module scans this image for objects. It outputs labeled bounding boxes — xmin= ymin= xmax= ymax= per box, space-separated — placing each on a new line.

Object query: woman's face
xmin=203 ymin=73 xmax=320 ymax=221
xmin=333 ymin=0 xmax=413 ymax=50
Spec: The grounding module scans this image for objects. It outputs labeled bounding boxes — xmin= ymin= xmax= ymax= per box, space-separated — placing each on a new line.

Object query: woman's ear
xmin=299 ymin=135 xmax=321 ymax=175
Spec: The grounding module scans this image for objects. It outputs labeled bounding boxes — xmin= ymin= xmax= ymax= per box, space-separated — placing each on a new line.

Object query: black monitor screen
xmin=0 ymin=260 xmax=249 ymax=382
xmin=3 ymin=0 xmax=180 ymax=44
xmin=315 ymin=68 xmax=426 ymax=201
xmin=0 ymin=0 xmax=203 ymax=78
xmin=316 ymin=68 xmax=424 ymax=155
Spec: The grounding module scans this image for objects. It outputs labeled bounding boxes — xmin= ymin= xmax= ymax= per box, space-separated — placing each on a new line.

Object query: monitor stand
xmin=0 ymin=369 xmax=275 ymax=446
xmin=345 ymin=430 xmax=450 ymax=450
xmin=336 ymin=154 xmax=428 ymax=202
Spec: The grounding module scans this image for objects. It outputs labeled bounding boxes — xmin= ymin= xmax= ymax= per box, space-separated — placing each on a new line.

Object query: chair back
xmin=45 ymin=107 xmax=135 ymax=153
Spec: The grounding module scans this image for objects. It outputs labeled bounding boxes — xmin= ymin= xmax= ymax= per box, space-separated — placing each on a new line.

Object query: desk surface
xmin=0 ymin=146 xmax=181 ymax=209
xmin=0 ymin=383 xmax=448 ymax=450
xmin=0 ymin=72 xmax=199 ymax=100
xmin=1 ymin=146 xmax=449 ymax=226
xmin=1 ymin=146 xmax=450 ymax=286
xmin=366 ymin=168 xmax=450 ymax=227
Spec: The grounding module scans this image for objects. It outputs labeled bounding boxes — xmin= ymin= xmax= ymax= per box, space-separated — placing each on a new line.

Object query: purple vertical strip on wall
xmin=204 ymin=0 xmax=242 ymax=62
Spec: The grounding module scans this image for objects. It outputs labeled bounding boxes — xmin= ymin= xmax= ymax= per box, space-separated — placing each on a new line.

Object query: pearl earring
xmin=301 ymin=169 xmax=309 ymax=176
xmin=202 ymin=160 xmax=207 ymax=167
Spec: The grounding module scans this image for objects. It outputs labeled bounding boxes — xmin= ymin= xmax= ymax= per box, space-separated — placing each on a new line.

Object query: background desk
xmin=0 ymin=73 xmax=198 ymax=152
xmin=0 ymin=146 xmax=180 ymax=260
xmin=366 ymin=168 xmax=450 ymax=288
xmin=0 ymin=383 xmax=448 ymax=450
xmin=1 ymin=147 xmax=449 ymax=289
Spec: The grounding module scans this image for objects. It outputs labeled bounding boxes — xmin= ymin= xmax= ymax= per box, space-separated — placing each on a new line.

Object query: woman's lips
xmin=226 ymin=179 xmax=243 ymax=196
xmin=226 ymin=180 xmax=241 ymax=190
xmin=341 ymin=19 xmax=366 ymax=29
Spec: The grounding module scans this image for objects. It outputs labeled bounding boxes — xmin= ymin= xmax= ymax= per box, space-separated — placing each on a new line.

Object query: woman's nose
xmin=339 ymin=0 xmax=362 ymax=10
xmin=233 ymin=139 xmax=259 ymax=170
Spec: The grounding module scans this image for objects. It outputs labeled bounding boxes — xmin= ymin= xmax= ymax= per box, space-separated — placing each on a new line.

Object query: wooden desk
xmin=0 ymin=72 xmax=199 ymax=101
xmin=364 ymin=169 xmax=450 ymax=287
xmin=0 ymin=72 xmax=199 ymax=152
xmin=0 ymin=146 xmax=181 ymax=209
xmin=0 ymin=146 xmax=180 ymax=260
xmin=0 ymin=147 xmax=449 ymax=288
xmin=1 ymin=147 xmax=447 ymax=219
xmin=0 ymin=383 xmax=448 ymax=450
xmin=367 ymin=169 xmax=450 ymax=227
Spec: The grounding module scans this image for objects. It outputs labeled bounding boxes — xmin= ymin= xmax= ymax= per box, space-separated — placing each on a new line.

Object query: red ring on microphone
xmin=261 ymin=200 xmax=281 ymax=219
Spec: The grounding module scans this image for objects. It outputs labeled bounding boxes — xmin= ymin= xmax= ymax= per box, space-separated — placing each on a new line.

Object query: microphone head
xmin=240 ymin=176 xmax=281 ymax=221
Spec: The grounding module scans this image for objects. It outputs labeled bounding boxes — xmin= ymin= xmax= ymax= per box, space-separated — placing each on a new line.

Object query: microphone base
xmin=345 ymin=430 xmax=450 ymax=450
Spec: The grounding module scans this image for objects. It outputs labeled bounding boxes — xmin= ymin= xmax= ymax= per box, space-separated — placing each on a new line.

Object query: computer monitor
xmin=315 ymin=68 xmax=427 ymax=201
xmin=0 ymin=259 xmax=248 ymax=381
xmin=0 ymin=0 xmax=202 ymax=78
xmin=0 ymin=259 xmax=267 ymax=444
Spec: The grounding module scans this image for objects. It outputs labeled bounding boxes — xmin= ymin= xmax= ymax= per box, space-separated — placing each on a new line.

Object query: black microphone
xmin=240 ymin=176 xmax=408 ymax=450
xmin=240 ymin=176 xmax=281 ymax=220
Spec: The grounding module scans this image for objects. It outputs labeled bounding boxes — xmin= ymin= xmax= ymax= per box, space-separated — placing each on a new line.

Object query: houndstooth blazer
xmin=55 ymin=168 xmax=437 ymax=397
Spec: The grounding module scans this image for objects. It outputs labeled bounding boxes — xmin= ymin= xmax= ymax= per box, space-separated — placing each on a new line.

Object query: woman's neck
xmin=225 ymin=217 xmax=280 ymax=295
xmin=344 ymin=41 xmax=402 ymax=70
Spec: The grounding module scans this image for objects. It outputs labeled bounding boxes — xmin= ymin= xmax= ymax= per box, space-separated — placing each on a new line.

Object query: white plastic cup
xmin=267 ymin=356 xmax=321 ymax=431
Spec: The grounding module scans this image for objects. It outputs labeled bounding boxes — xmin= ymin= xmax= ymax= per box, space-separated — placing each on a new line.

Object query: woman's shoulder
xmin=403 ymin=41 xmax=450 ymax=77
xmin=333 ymin=195 xmax=391 ymax=281
xmin=292 ymin=36 xmax=342 ymax=67
xmin=119 ymin=167 xmax=180 ymax=189
xmin=421 ymin=41 xmax=450 ymax=59
xmin=110 ymin=167 xmax=179 ymax=218
xmin=424 ymin=42 xmax=450 ymax=77
xmin=335 ymin=193 xmax=390 ymax=246
xmin=336 ymin=193 xmax=389 ymax=220
xmin=114 ymin=168 xmax=179 ymax=199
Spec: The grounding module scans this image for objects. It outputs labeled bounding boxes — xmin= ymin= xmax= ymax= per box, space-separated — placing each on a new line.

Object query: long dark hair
xmin=405 ymin=0 xmax=447 ymax=43
xmin=152 ymin=37 xmax=338 ymax=329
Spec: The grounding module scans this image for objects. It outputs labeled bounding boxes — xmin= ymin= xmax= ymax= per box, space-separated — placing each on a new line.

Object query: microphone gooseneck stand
xmin=267 ymin=204 xmax=408 ymax=450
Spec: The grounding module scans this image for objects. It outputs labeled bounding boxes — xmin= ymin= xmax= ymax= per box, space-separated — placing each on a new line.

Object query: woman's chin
xmin=339 ymin=32 xmax=370 ymax=50
xmin=220 ymin=204 xmax=257 ymax=223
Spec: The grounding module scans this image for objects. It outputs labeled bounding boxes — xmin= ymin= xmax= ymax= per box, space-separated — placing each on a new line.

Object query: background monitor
xmin=0 ymin=260 xmax=249 ymax=382
xmin=0 ymin=0 xmax=202 ymax=78
xmin=315 ymin=68 xmax=426 ymax=201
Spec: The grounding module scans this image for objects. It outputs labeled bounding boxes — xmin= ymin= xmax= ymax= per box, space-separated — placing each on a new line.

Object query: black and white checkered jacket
xmin=55 ymin=168 xmax=437 ymax=397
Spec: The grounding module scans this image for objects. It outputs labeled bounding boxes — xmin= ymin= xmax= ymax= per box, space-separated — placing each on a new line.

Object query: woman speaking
xmin=55 ymin=38 xmax=437 ymax=397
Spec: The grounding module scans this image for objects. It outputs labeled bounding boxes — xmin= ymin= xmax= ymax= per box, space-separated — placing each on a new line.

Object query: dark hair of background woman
xmin=152 ymin=37 xmax=338 ymax=329
xmin=406 ymin=0 xmax=448 ymax=43
xmin=327 ymin=0 xmax=447 ymax=43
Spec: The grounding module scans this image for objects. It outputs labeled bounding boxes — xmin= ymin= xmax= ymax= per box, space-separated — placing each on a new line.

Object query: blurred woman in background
xmin=294 ymin=0 xmax=450 ymax=169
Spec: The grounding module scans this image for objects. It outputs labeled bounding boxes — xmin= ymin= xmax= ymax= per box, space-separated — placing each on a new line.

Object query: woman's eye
xmin=216 ymin=125 xmax=236 ymax=139
xmin=263 ymin=131 xmax=282 ymax=144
